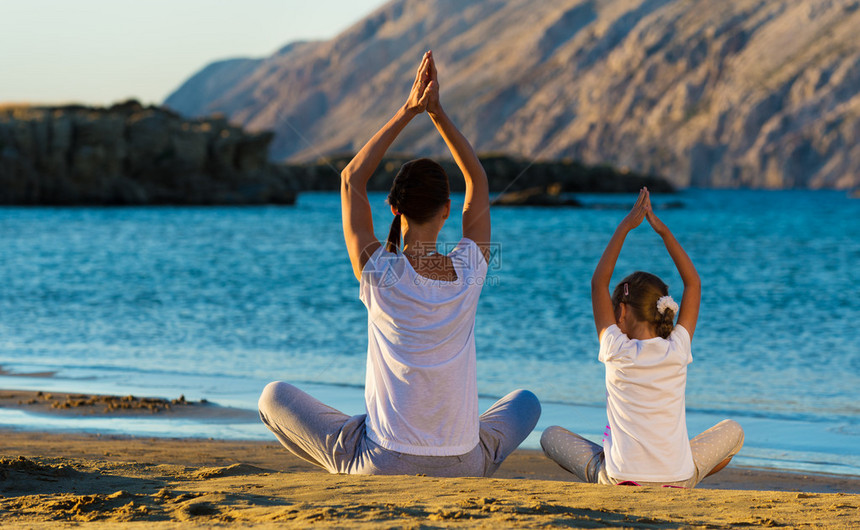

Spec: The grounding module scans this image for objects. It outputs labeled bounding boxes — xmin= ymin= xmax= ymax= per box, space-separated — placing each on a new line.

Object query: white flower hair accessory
xmin=656 ymin=295 xmax=679 ymax=316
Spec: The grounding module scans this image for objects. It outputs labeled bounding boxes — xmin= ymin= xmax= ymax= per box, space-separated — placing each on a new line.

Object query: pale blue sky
xmin=0 ymin=0 xmax=387 ymax=105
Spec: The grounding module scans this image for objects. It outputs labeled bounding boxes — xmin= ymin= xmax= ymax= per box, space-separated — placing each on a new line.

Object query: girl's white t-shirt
xmin=599 ymin=324 xmax=695 ymax=482
xmin=359 ymin=238 xmax=487 ymax=456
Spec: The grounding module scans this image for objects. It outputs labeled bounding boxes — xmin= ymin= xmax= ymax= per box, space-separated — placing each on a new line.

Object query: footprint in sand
xmin=191 ymin=463 xmax=269 ymax=479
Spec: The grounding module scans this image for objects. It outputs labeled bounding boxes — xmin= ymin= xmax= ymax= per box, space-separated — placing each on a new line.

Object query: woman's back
xmin=360 ymin=238 xmax=487 ymax=456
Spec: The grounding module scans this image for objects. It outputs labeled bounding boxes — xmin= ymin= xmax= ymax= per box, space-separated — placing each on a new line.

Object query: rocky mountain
xmin=0 ymin=101 xmax=296 ymax=205
xmin=165 ymin=0 xmax=860 ymax=189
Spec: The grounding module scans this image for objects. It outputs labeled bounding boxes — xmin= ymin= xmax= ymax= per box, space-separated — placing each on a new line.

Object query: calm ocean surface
xmin=1 ymin=189 xmax=858 ymax=475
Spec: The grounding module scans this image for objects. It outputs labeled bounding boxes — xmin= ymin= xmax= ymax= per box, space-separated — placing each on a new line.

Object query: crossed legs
xmin=258 ymin=382 xmax=541 ymax=477
xmin=540 ymin=420 xmax=744 ymax=487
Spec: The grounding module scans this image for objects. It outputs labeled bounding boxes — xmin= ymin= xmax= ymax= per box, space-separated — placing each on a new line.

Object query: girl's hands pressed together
xmin=645 ymin=196 xmax=670 ymax=237
xmin=620 ymin=187 xmax=649 ymax=233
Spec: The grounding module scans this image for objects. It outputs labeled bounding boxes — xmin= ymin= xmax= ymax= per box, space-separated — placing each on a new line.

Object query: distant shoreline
xmin=0 ymin=389 xmax=256 ymax=422
xmin=283 ymin=153 xmax=676 ymax=194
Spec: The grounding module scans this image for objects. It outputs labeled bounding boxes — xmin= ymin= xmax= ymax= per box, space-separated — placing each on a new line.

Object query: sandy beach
xmin=0 ymin=390 xmax=858 ymax=528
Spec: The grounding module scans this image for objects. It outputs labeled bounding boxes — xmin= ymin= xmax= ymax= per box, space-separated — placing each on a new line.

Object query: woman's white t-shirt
xmin=359 ymin=238 xmax=487 ymax=456
xmin=599 ymin=324 xmax=695 ymax=482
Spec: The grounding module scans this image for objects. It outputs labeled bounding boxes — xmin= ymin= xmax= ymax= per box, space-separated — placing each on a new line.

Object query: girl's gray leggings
xmin=540 ymin=419 xmax=745 ymax=488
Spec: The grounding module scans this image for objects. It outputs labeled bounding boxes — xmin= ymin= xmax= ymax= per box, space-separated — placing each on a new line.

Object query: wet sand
xmin=0 ymin=389 xmax=256 ymax=420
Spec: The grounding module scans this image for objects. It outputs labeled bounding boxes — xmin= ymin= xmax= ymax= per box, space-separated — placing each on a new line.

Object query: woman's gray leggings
xmin=258 ymin=381 xmax=541 ymax=477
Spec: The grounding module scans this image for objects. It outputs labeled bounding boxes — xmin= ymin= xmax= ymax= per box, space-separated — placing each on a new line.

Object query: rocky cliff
xmin=0 ymin=101 xmax=296 ymax=205
xmin=165 ymin=0 xmax=860 ymax=189
xmin=288 ymin=153 xmax=674 ymax=194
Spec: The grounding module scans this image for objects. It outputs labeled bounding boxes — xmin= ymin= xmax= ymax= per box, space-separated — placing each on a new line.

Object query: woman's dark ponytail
xmin=386 ymin=213 xmax=402 ymax=253
xmin=385 ymin=158 xmax=450 ymax=254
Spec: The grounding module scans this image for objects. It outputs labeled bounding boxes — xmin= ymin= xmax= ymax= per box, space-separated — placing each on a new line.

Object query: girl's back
xmin=600 ymin=324 xmax=694 ymax=482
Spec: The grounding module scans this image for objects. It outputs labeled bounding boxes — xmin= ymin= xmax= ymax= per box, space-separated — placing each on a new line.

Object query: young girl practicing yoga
xmin=541 ymin=188 xmax=743 ymax=488
xmin=258 ymin=51 xmax=540 ymax=476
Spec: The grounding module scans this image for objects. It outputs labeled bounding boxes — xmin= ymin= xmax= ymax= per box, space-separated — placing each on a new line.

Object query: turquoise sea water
xmin=1 ymin=190 xmax=858 ymax=475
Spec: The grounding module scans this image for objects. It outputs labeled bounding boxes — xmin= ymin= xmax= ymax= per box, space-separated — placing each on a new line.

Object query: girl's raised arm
xmin=424 ymin=52 xmax=491 ymax=262
xmin=645 ymin=203 xmax=701 ymax=338
xmin=591 ymin=188 xmax=649 ymax=339
xmin=341 ymin=53 xmax=434 ymax=280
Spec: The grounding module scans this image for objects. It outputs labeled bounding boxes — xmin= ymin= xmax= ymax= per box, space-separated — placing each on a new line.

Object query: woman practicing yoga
xmin=541 ymin=188 xmax=743 ymax=488
xmin=259 ymin=51 xmax=540 ymax=476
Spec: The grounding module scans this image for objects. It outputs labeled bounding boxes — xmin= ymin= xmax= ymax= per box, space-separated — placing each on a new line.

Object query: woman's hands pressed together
xmin=404 ymin=51 xmax=437 ymax=116
xmin=425 ymin=51 xmax=441 ymax=116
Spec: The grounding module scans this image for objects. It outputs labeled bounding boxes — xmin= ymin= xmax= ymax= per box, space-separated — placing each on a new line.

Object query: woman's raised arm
xmin=424 ymin=52 xmax=491 ymax=262
xmin=341 ymin=53 xmax=434 ymax=280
